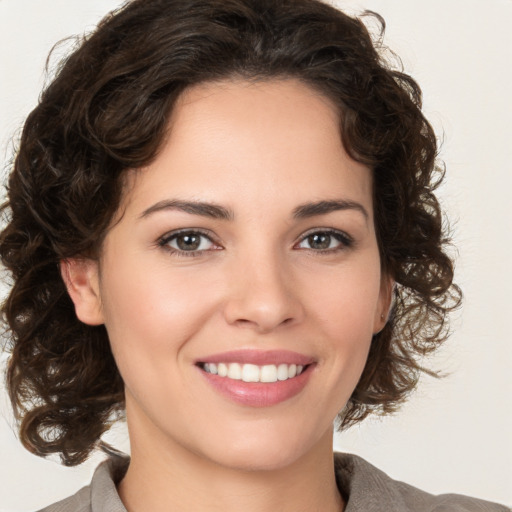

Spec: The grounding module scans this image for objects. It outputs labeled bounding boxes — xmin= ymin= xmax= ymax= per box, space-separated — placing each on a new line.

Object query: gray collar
xmin=44 ymin=452 xmax=508 ymax=512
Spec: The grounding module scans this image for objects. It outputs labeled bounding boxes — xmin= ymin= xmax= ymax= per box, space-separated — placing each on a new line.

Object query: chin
xmin=206 ymin=446 xmax=302 ymax=473
xmin=196 ymin=421 xmax=333 ymax=473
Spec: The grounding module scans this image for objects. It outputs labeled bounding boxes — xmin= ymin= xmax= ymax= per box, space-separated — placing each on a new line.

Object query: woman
xmin=0 ymin=0 xmax=509 ymax=510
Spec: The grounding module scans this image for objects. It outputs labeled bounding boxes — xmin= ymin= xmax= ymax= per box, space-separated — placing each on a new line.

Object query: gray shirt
xmin=38 ymin=453 xmax=510 ymax=512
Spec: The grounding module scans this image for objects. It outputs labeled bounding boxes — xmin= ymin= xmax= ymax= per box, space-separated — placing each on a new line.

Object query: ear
xmin=373 ymin=273 xmax=394 ymax=334
xmin=60 ymin=258 xmax=104 ymax=326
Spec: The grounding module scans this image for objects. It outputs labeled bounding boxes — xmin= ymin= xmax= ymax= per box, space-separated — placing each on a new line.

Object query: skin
xmin=62 ymin=79 xmax=392 ymax=512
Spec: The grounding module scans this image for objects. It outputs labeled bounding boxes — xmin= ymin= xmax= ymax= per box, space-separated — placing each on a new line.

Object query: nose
xmin=222 ymin=252 xmax=304 ymax=334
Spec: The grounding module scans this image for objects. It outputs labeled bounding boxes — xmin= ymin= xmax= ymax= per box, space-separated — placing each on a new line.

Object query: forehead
xmin=120 ymin=78 xmax=373 ymax=218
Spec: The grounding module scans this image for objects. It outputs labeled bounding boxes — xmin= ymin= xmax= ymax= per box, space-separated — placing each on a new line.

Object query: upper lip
xmin=196 ymin=349 xmax=314 ymax=366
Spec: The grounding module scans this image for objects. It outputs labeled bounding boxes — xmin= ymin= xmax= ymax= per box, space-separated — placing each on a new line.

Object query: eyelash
xmin=157 ymin=229 xmax=220 ymax=258
xmin=157 ymin=228 xmax=354 ymax=258
xmin=295 ymin=229 xmax=354 ymax=253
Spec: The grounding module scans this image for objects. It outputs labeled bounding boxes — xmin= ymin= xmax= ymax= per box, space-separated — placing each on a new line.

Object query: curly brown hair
xmin=0 ymin=0 xmax=461 ymax=466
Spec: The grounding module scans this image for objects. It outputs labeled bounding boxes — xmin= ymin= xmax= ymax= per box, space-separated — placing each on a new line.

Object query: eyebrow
xmin=139 ymin=198 xmax=368 ymax=222
xmin=292 ymin=199 xmax=369 ymax=221
xmin=140 ymin=199 xmax=234 ymax=220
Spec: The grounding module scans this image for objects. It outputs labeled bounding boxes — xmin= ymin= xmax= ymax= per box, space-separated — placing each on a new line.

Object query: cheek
xmin=302 ymin=256 xmax=381 ymax=391
xmin=98 ymin=255 xmax=221 ymax=367
xmin=307 ymin=261 xmax=382 ymax=338
xmin=97 ymin=261 xmax=223 ymax=417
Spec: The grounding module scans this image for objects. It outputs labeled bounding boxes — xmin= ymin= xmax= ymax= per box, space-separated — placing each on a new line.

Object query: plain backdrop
xmin=0 ymin=1 xmax=511 ymax=510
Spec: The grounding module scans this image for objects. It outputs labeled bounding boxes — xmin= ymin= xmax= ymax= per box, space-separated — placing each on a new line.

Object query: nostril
xmin=223 ymin=289 xmax=304 ymax=333
xmin=233 ymin=316 xmax=294 ymax=333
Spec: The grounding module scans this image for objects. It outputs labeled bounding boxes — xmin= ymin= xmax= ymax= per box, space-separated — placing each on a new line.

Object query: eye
xmin=296 ymin=229 xmax=352 ymax=252
xmin=158 ymin=230 xmax=220 ymax=256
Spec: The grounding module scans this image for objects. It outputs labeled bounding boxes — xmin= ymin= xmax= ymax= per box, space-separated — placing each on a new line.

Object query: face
xmin=66 ymin=79 xmax=390 ymax=471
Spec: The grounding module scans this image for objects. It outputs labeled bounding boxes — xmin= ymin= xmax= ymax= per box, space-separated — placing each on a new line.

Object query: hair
xmin=1 ymin=0 xmax=461 ymax=466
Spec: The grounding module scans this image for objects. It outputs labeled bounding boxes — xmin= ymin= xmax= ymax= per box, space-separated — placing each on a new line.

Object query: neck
xmin=118 ymin=417 xmax=343 ymax=512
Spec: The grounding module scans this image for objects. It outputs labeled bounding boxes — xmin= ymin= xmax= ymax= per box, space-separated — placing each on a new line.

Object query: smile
xmin=201 ymin=362 xmax=306 ymax=382
xmin=196 ymin=350 xmax=315 ymax=407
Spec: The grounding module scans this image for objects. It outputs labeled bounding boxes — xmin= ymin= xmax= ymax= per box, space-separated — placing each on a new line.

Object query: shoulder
xmin=36 ymin=455 xmax=129 ymax=512
xmin=37 ymin=485 xmax=92 ymax=512
xmin=334 ymin=452 xmax=510 ymax=512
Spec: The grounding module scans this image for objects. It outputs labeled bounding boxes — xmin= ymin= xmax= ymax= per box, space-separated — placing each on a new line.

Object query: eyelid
xmin=157 ymin=228 xmax=223 ymax=256
xmin=156 ymin=227 xmax=353 ymax=257
xmin=294 ymin=228 xmax=354 ymax=251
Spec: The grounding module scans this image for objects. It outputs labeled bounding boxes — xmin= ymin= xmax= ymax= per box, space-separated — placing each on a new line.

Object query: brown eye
xmin=160 ymin=231 xmax=217 ymax=253
xmin=296 ymin=230 xmax=352 ymax=251
xmin=176 ymin=233 xmax=202 ymax=251
xmin=307 ymin=233 xmax=332 ymax=250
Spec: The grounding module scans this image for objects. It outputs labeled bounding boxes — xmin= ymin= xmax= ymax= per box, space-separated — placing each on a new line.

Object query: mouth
xmin=195 ymin=350 xmax=315 ymax=407
xmin=198 ymin=362 xmax=308 ymax=383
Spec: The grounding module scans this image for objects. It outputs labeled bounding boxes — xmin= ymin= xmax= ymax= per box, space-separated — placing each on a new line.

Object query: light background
xmin=0 ymin=0 xmax=511 ymax=510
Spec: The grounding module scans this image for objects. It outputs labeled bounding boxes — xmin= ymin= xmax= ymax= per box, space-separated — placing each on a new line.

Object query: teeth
xmin=227 ymin=362 xmax=242 ymax=379
xmin=261 ymin=364 xmax=278 ymax=383
xmin=202 ymin=362 xmax=306 ymax=382
xmin=218 ymin=363 xmax=228 ymax=377
xmin=277 ymin=363 xmax=289 ymax=381
xmin=242 ymin=364 xmax=260 ymax=382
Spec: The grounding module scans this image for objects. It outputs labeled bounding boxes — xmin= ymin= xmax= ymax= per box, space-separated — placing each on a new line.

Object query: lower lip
xmin=198 ymin=365 xmax=314 ymax=407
